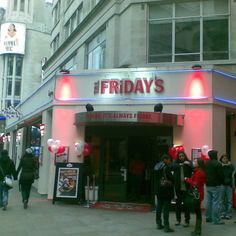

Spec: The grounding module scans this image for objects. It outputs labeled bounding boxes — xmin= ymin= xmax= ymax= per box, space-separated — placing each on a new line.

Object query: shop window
xmin=148 ymin=0 xmax=229 ymax=63
xmin=87 ymin=30 xmax=106 ymax=69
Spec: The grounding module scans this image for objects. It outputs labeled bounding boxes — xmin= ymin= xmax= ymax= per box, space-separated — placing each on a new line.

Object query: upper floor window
xmin=51 ymin=34 xmax=60 ymax=53
xmin=61 ymin=55 xmax=77 ymax=71
xmin=65 ymin=0 xmax=73 ymax=8
xmin=20 ymin=0 xmax=25 ymax=12
xmin=13 ymin=0 xmax=17 ymax=11
xmin=12 ymin=0 xmax=31 ymax=15
xmin=53 ymin=0 xmax=61 ymax=26
xmin=148 ymin=0 xmax=229 ymax=63
xmin=4 ymin=55 xmax=23 ymax=105
xmin=64 ymin=5 xmax=83 ymax=40
xmin=87 ymin=30 xmax=106 ymax=69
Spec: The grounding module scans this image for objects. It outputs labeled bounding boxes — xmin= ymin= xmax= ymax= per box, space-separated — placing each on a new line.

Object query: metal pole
xmin=85 ymin=175 xmax=90 ymax=208
xmin=92 ymin=174 xmax=95 ymax=202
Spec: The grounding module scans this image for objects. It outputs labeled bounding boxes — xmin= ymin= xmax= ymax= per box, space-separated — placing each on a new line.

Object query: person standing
xmin=172 ymin=151 xmax=193 ymax=227
xmin=185 ymin=158 xmax=206 ymax=236
xmin=17 ymin=147 xmax=37 ymax=209
xmin=154 ymin=154 xmax=175 ymax=233
xmin=219 ymin=154 xmax=235 ymax=220
xmin=0 ymin=149 xmax=17 ymax=211
xmin=205 ymin=149 xmax=224 ymax=224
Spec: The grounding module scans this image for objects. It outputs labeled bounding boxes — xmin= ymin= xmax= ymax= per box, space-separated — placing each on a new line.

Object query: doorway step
xmin=90 ymin=201 xmax=152 ymax=212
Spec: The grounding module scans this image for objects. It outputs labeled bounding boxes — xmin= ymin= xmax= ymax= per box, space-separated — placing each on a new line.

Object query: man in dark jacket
xmin=205 ymin=149 xmax=224 ymax=224
xmin=0 ymin=149 xmax=17 ymax=211
xmin=154 ymin=154 xmax=175 ymax=233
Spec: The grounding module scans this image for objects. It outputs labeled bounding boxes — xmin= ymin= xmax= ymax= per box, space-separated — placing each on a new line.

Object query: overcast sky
xmin=0 ymin=0 xmax=7 ymax=9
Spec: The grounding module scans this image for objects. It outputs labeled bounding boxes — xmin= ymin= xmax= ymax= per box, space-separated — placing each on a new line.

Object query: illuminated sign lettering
xmin=94 ymin=76 xmax=164 ymax=95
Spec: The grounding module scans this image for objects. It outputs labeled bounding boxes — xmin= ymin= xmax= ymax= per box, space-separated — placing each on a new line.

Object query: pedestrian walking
xmin=205 ymin=149 xmax=225 ymax=224
xmin=172 ymin=151 xmax=193 ymax=227
xmin=185 ymin=158 xmax=206 ymax=236
xmin=17 ymin=147 xmax=37 ymax=209
xmin=0 ymin=149 xmax=17 ymax=211
xmin=219 ymin=154 xmax=234 ymax=220
xmin=154 ymin=154 xmax=175 ymax=233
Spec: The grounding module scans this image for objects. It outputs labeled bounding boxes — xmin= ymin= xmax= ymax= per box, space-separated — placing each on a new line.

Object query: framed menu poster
xmin=53 ymin=163 xmax=82 ymax=204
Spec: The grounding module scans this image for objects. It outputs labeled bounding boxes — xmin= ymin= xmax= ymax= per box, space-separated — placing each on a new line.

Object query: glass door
xmin=101 ymin=138 xmax=128 ymax=201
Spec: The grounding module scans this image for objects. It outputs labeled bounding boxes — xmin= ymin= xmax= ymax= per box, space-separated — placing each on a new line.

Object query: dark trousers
xmin=195 ymin=204 xmax=202 ymax=220
xmin=156 ymin=197 xmax=171 ymax=227
xmin=20 ymin=183 xmax=32 ymax=203
xmin=175 ymin=190 xmax=190 ymax=223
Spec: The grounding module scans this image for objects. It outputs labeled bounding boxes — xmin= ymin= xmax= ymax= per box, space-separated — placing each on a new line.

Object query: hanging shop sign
xmin=76 ymin=111 xmax=184 ymax=126
xmin=0 ymin=22 xmax=26 ymax=54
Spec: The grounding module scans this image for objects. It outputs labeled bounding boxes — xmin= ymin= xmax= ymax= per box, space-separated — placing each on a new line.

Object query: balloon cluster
xmin=47 ymin=139 xmax=65 ymax=154
xmin=168 ymin=145 xmax=185 ymax=159
xmin=75 ymin=141 xmax=91 ymax=157
xmin=201 ymin=145 xmax=210 ymax=161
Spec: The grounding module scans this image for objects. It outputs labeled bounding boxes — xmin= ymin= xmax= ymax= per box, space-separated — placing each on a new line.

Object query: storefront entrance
xmin=85 ymin=125 xmax=173 ymax=204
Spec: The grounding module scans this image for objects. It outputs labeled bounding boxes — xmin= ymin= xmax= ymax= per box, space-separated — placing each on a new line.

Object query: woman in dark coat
xmin=17 ymin=147 xmax=37 ymax=209
xmin=0 ymin=149 xmax=17 ymax=211
xmin=172 ymin=151 xmax=193 ymax=227
xmin=154 ymin=154 xmax=175 ymax=233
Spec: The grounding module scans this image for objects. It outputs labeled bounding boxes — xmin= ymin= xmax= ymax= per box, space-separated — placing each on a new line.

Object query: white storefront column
xmin=37 ymin=109 xmax=53 ymax=195
xmin=212 ymin=105 xmax=226 ymax=156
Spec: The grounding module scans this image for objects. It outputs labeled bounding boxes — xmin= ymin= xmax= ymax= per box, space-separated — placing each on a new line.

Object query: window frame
xmin=148 ymin=0 xmax=230 ymax=63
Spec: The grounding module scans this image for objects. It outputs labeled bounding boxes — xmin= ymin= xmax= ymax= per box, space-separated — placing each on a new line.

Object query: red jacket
xmin=185 ymin=168 xmax=206 ymax=201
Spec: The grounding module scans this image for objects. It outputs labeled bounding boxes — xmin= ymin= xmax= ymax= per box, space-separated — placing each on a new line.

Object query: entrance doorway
xmin=85 ymin=125 xmax=172 ymax=203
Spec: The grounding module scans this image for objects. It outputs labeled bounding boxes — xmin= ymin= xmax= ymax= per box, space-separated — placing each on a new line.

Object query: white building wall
xmin=230 ymin=118 xmax=236 ymax=167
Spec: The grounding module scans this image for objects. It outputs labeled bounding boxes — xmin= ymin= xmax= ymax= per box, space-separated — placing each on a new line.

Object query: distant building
xmin=0 ymin=0 xmax=52 ymax=151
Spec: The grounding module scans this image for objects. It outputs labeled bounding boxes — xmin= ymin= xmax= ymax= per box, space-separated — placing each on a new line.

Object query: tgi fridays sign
xmin=94 ymin=76 xmax=164 ymax=95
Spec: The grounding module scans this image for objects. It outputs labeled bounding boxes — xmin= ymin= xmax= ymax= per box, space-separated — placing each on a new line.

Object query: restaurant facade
xmin=5 ymin=66 xmax=236 ymax=203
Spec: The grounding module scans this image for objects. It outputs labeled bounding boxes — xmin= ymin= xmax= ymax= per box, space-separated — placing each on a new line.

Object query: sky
xmin=0 ymin=0 xmax=7 ymax=9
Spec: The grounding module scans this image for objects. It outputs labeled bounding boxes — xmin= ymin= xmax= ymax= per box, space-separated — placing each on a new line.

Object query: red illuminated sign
xmin=94 ymin=76 xmax=164 ymax=95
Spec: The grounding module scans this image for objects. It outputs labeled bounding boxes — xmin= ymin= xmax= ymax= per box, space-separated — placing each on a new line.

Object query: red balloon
xmin=83 ymin=148 xmax=90 ymax=157
xmin=57 ymin=146 xmax=65 ymax=154
xmin=168 ymin=147 xmax=176 ymax=159
xmin=48 ymin=146 xmax=52 ymax=152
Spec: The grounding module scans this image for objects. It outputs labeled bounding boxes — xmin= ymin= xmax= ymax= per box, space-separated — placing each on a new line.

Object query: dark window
xmin=203 ymin=18 xmax=228 ymax=60
xmin=149 ymin=22 xmax=172 ymax=63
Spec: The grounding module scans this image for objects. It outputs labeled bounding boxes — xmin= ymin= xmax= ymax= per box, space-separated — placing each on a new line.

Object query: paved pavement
xmin=0 ymin=182 xmax=236 ymax=236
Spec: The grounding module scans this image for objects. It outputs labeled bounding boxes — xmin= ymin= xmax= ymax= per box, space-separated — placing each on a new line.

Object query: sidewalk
xmin=0 ymin=182 xmax=236 ymax=236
